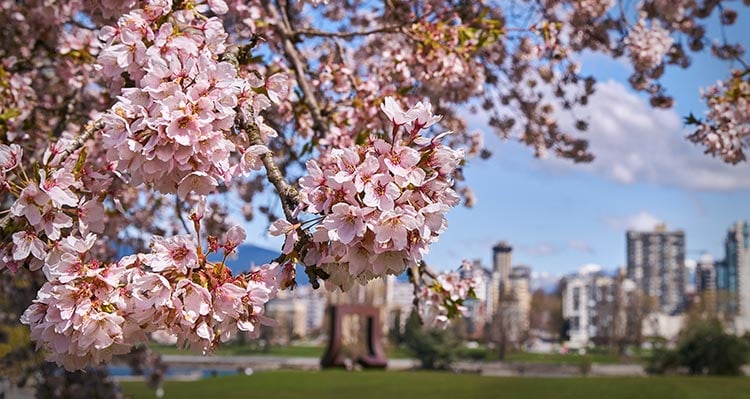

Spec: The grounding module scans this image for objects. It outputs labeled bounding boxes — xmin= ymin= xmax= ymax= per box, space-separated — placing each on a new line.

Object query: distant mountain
xmin=216 ymin=244 xmax=279 ymax=273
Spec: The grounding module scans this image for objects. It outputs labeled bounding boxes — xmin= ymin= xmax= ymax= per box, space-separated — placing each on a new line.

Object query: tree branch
xmin=239 ymin=113 xmax=300 ymax=222
xmin=295 ymin=25 xmax=407 ymax=39
xmin=58 ymin=119 xmax=104 ymax=164
xmin=409 ymin=263 xmax=423 ymax=324
xmin=262 ymin=0 xmax=328 ymax=138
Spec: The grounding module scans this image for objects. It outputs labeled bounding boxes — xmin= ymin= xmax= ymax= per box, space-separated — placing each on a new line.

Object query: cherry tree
xmin=0 ymin=0 xmax=747 ymax=376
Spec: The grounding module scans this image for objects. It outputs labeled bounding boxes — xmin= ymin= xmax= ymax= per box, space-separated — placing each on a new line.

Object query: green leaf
xmin=683 ymin=113 xmax=702 ymax=125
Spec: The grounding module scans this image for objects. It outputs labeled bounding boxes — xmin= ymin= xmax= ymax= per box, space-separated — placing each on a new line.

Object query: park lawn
xmin=149 ymin=343 xmax=644 ymax=364
xmin=504 ymin=351 xmax=625 ymax=364
xmin=455 ymin=347 xmax=640 ymax=364
xmin=149 ymin=343 xmax=414 ymax=359
xmin=120 ymin=370 xmax=750 ymax=399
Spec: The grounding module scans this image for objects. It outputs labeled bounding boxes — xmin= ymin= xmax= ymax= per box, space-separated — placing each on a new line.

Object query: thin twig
xmin=295 ymin=25 xmax=406 ymax=39
xmin=262 ymin=0 xmax=328 ymax=138
xmin=175 ymin=198 xmax=191 ymax=235
xmin=418 ymin=260 xmax=438 ymax=279
xmin=58 ymin=119 xmax=104 ymax=164
xmin=409 ymin=263 xmax=423 ymax=324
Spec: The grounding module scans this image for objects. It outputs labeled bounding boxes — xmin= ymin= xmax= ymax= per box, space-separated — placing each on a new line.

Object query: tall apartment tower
xmin=509 ymin=265 xmax=532 ymax=334
xmin=626 ymin=223 xmax=686 ymax=315
xmin=727 ymin=221 xmax=750 ymax=332
xmin=695 ymin=254 xmax=717 ymax=313
xmin=493 ymin=241 xmax=513 ymax=294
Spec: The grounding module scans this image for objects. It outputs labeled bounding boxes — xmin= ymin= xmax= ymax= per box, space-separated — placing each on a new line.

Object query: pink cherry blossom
xmin=13 ymin=231 xmax=46 ymax=261
xmin=222 ymin=225 xmax=246 ymax=253
xmin=363 ymin=174 xmax=400 ymax=211
xmin=269 ymin=218 xmax=299 ymax=254
xmin=323 ymin=203 xmax=370 ymax=244
xmin=380 ymin=96 xmax=413 ymax=126
xmin=149 ymin=235 xmax=199 ymax=274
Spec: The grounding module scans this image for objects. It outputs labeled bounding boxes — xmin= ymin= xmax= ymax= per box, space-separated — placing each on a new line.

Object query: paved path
xmin=160 ymin=354 xmax=419 ymax=371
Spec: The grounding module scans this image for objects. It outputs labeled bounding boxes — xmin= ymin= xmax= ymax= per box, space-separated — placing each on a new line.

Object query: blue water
xmin=109 ymin=365 xmax=240 ymax=379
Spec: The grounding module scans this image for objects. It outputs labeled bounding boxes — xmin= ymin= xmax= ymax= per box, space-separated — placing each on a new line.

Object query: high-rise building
xmin=507 ymin=265 xmax=532 ymax=339
xmin=695 ymin=255 xmax=716 ymax=292
xmin=492 ymin=241 xmax=513 ymax=304
xmin=561 ymin=265 xmax=613 ymax=348
xmin=626 ymin=223 xmax=686 ymax=315
xmin=726 ymin=221 xmax=750 ymax=332
xmin=695 ymin=254 xmax=717 ymax=313
xmin=715 ymin=257 xmax=735 ymax=316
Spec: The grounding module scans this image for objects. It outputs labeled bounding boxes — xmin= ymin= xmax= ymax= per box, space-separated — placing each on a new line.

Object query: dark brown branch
xmin=418 ymin=260 xmax=438 ymax=279
xmin=262 ymin=0 xmax=328 ymax=137
xmin=58 ymin=119 xmax=104 ymax=164
xmin=409 ymin=263 xmax=423 ymax=323
xmin=239 ymin=113 xmax=300 ymax=222
xmin=295 ymin=25 xmax=407 ymax=39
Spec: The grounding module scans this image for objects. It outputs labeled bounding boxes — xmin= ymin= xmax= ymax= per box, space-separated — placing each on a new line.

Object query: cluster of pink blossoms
xmin=688 ymin=70 xmax=750 ymax=164
xmin=276 ymin=97 xmax=464 ymax=291
xmin=417 ymin=262 xmax=478 ymax=329
xmin=0 ymin=142 xmax=107 ymax=273
xmin=20 ymin=222 xmax=279 ymax=371
xmin=624 ymin=17 xmax=674 ymax=72
xmin=571 ymin=0 xmax=614 ymax=19
xmin=98 ymin=0 xmax=280 ymax=198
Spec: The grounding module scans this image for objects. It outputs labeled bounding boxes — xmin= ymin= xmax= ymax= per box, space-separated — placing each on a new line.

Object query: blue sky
xmin=238 ymin=10 xmax=750 ymax=283
xmin=423 ymin=13 xmax=750 ymax=279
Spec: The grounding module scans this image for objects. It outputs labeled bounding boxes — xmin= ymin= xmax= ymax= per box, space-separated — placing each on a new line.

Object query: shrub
xmin=647 ymin=319 xmax=749 ymax=376
xmin=677 ymin=319 xmax=749 ymax=376
xmin=403 ymin=311 xmax=460 ymax=370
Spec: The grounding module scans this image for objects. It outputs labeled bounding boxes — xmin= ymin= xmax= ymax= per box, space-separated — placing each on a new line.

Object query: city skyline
xmin=235 ymin=11 xmax=750 ymax=282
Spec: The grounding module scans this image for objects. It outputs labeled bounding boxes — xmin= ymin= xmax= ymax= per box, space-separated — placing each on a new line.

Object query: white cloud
xmin=604 ymin=210 xmax=664 ymax=231
xmin=568 ymin=239 xmax=594 ymax=254
xmin=579 ymin=263 xmax=603 ymax=275
xmin=530 ymin=271 xmax=561 ymax=292
xmin=520 ymin=240 xmax=595 ymax=257
xmin=543 ymin=80 xmax=750 ymax=191
xmin=521 ymin=243 xmax=559 ymax=256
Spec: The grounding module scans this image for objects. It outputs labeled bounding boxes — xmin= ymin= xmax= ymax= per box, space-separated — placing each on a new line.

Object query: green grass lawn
xmin=455 ymin=347 xmax=641 ymax=364
xmin=149 ymin=343 xmax=638 ymax=364
xmin=149 ymin=343 xmax=414 ymax=359
xmin=504 ymin=351 xmax=625 ymax=365
xmin=121 ymin=370 xmax=750 ymax=399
